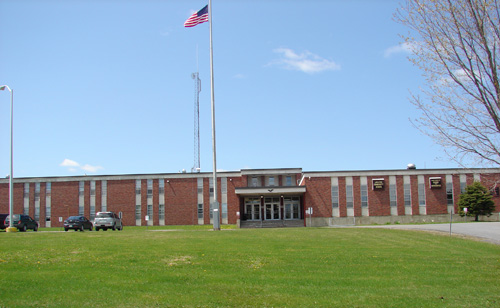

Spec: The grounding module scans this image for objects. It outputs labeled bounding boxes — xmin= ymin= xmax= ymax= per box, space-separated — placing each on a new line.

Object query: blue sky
xmin=0 ymin=0 xmax=461 ymax=178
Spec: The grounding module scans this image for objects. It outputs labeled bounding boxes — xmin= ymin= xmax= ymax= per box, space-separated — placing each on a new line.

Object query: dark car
xmin=0 ymin=214 xmax=8 ymax=230
xmin=64 ymin=216 xmax=93 ymax=232
xmin=5 ymin=214 xmax=38 ymax=232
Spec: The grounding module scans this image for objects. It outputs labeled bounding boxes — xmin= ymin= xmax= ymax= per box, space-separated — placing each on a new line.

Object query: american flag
xmin=184 ymin=5 xmax=209 ymax=27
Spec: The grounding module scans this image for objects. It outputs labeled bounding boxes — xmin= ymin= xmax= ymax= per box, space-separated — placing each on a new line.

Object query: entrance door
xmin=264 ymin=197 xmax=280 ymax=220
xmin=244 ymin=197 xmax=261 ymax=221
xmin=284 ymin=196 xmax=300 ymax=220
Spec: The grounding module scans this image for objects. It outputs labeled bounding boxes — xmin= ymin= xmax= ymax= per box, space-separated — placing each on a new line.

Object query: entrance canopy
xmin=235 ymin=186 xmax=306 ymax=197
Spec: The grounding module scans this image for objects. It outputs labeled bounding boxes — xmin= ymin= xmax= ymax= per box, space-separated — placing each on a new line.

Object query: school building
xmin=1 ymin=167 xmax=500 ymax=228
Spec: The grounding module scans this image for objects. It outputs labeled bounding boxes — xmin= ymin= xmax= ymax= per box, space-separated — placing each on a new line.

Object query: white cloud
xmin=270 ymin=48 xmax=341 ymax=74
xmin=81 ymin=164 xmax=104 ymax=173
xmin=439 ymin=68 xmax=473 ymax=85
xmin=384 ymin=42 xmax=416 ymax=58
xmin=60 ymin=158 xmax=80 ymax=167
xmin=59 ymin=159 xmax=103 ymax=174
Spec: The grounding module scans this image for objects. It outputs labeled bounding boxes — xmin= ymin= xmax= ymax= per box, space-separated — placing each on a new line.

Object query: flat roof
xmin=1 ymin=167 xmax=499 ymax=184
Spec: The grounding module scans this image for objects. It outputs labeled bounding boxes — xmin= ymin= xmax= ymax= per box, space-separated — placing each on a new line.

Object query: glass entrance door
xmin=264 ymin=197 xmax=280 ymax=220
xmin=244 ymin=197 xmax=261 ymax=221
xmin=284 ymin=196 xmax=300 ymax=220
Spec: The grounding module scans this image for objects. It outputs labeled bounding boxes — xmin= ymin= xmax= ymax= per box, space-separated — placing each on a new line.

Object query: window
xmin=418 ymin=183 xmax=426 ymax=206
xmin=361 ymin=183 xmax=368 ymax=208
xmin=159 ymin=204 xmax=165 ymax=220
xmin=46 ymin=182 xmax=51 ymax=221
xmin=209 ymin=178 xmax=214 ymax=196
xmin=79 ymin=181 xmax=84 ymax=196
xmin=23 ymin=183 xmax=29 ymax=215
xmin=222 ymin=203 xmax=227 ymax=219
xmin=250 ymin=176 xmax=261 ymax=187
xmin=390 ymin=184 xmax=397 ymax=207
xmin=34 ymin=183 xmax=40 ymax=221
xmin=460 ymin=175 xmax=467 ymax=194
xmin=268 ymin=176 xmax=275 ymax=186
xmin=147 ymin=179 xmax=153 ymax=197
xmin=136 ymin=180 xmax=141 ymax=195
xmin=135 ymin=204 xmax=141 ymax=220
xmin=90 ymin=181 xmax=96 ymax=220
xmin=147 ymin=204 xmax=153 ymax=219
xmin=332 ymin=185 xmax=339 ymax=208
xmin=221 ymin=178 xmax=227 ymax=194
xmin=79 ymin=181 xmax=84 ymax=216
xmin=446 ymin=182 xmax=453 ymax=206
xmin=285 ymin=176 xmax=293 ymax=186
xmin=197 ymin=178 xmax=203 ymax=222
xmin=90 ymin=181 xmax=96 ymax=196
xmin=24 ymin=183 xmax=29 ymax=198
xmin=346 ymin=185 xmax=353 ymax=208
xmin=159 ymin=179 xmax=164 ymax=194
xmin=35 ymin=183 xmax=40 ymax=201
xmin=101 ymin=180 xmax=107 ymax=212
xmin=404 ymin=183 xmax=411 ymax=207
xmin=197 ymin=203 xmax=203 ymax=220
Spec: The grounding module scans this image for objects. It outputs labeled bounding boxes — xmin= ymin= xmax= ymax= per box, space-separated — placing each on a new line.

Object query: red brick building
xmin=1 ymin=167 xmax=499 ymax=227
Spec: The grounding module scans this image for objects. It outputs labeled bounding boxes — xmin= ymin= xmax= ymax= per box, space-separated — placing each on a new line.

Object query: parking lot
xmin=361 ymin=222 xmax=500 ymax=245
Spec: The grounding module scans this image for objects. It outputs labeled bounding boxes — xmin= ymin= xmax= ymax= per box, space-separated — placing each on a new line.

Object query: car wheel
xmin=95 ymin=227 xmax=99 ymax=231
xmin=64 ymin=228 xmax=68 ymax=232
xmin=80 ymin=225 xmax=84 ymax=232
xmin=119 ymin=225 xmax=123 ymax=231
xmin=22 ymin=225 xmax=27 ymax=232
xmin=89 ymin=226 xmax=93 ymax=231
xmin=34 ymin=225 xmax=38 ymax=232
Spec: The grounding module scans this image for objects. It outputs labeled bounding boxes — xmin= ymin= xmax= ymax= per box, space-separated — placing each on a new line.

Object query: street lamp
xmin=0 ymin=85 xmax=15 ymax=232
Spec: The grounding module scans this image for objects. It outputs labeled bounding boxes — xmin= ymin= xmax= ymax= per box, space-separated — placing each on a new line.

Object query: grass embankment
xmin=0 ymin=227 xmax=499 ymax=307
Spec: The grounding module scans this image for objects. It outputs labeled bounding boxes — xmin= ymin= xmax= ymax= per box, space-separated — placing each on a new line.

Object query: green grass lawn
xmin=1 ymin=227 xmax=499 ymax=308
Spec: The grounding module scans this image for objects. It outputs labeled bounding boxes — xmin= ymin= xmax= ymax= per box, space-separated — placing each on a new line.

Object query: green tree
xmin=458 ymin=181 xmax=496 ymax=221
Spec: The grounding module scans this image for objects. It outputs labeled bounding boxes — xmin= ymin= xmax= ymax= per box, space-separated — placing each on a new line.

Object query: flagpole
xmin=208 ymin=0 xmax=220 ymax=231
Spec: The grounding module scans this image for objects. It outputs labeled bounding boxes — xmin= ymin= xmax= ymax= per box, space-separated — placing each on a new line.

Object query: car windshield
xmin=5 ymin=214 xmax=20 ymax=221
xmin=96 ymin=213 xmax=113 ymax=218
xmin=68 ymin=216 xmax=82 ymax=220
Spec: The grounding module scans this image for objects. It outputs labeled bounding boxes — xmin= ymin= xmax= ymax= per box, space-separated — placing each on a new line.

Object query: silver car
xmin=94 ymin=212 xmax=123 ymax=231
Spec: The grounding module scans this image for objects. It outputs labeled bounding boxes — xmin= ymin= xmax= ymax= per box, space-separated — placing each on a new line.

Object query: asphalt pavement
xmin=360 ymin=222 xmax=500 ymax=245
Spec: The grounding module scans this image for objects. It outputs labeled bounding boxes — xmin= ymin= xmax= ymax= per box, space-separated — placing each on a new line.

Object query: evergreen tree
xmin=458 ymin=182 xmax=496 ymax=221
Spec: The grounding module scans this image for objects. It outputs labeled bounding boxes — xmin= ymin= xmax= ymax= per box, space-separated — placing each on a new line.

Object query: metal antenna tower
xmin=191 ymin=72 xmax=201 ymax=173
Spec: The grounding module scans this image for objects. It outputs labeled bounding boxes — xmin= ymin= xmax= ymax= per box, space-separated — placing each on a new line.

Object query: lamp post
xmin=0 ymin=85 xmax=14 ymax=231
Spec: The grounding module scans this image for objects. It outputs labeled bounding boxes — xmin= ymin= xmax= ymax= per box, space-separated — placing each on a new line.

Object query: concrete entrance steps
xmin=240 ymin=219 xmax=305 ymax=228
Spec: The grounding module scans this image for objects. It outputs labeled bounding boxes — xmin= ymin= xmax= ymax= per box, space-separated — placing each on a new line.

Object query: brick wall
xmin=368 ymin=176 xmax=390 ymax=216
xmin=165 ymin=178 xmax=198 ymax=225
xmin=51 ymin=181 xmax=79 ymax=226
xmin=1 ymin=169 xmax=500 ymax=227
xmin=107 ymin=179 xmax=135 ymax=226
xmin=303 ymin=177 xmax=332 ymax=218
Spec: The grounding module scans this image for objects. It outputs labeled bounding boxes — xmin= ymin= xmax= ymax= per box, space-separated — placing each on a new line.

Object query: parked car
xmin=4 ymin=214 xmax=38 ymax=232
xmin=0 ymin=214 xmax=8 ymax=230
xmin=94 ymin=211 xmax=123 ymax=231
xmin=63 ymin=216 xmax=93 ymax=232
